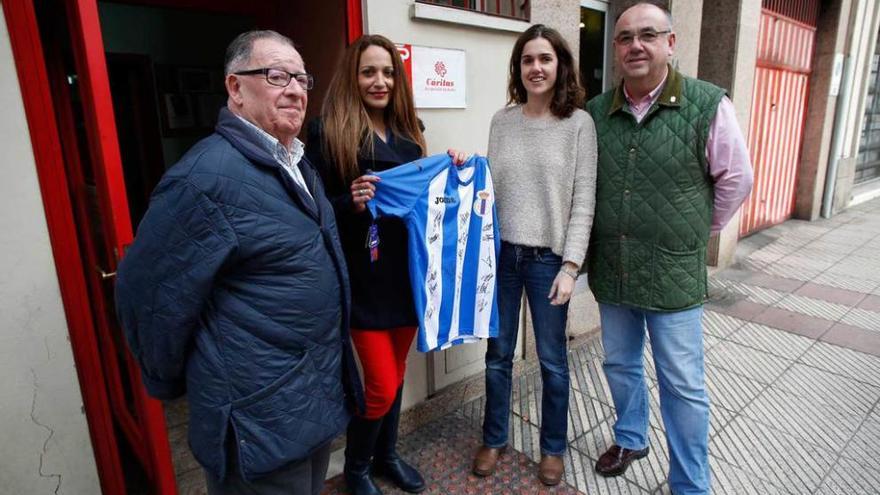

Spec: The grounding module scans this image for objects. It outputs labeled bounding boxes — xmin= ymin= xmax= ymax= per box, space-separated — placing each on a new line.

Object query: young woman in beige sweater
xmin=472 ymin=24 xmax=597 ymax=486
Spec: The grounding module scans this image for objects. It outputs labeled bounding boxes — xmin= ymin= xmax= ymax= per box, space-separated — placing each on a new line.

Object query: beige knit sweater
xmin=487 ymin=105 xmax=597 ymax=268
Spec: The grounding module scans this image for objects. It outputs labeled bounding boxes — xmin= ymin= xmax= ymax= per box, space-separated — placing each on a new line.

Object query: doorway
xmin=12 ymin=0 xmax=353 ymax=492
xmin=580 ymin=0 xmax=610 ymax=100
xmin=739 ymin=0 xmax=820 ymax=235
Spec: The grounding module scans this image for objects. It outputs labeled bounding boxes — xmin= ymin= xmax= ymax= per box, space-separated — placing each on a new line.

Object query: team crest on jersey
xmin=473 ymin=190 xmax=493 ymax=217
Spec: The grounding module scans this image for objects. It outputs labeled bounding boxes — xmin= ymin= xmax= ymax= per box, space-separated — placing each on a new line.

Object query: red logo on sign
xmin=434 ymin=61 xmax=447 ymax=78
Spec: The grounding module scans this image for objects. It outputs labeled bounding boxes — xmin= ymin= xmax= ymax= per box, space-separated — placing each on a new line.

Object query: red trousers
xmin=350 ymin=327 xmax=417 ymax=419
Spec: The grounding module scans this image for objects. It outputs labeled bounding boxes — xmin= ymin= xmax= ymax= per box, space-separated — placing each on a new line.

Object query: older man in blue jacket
xmin=115 ymin=30 xmax=364 ymax=495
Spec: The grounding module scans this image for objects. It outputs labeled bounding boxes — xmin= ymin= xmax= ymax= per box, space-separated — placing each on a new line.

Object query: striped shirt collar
xmin=234 ymin=114 xmax=305 ymax=170
xmin=233 ymin=114 xmax=310 ymax=197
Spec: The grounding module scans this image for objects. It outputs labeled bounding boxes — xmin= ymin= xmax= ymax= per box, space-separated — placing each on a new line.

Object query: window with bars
xmin=857 ymin=33 xmax=880 ymax=184
xmin=417 ymin=0 xmax=530 ymax=21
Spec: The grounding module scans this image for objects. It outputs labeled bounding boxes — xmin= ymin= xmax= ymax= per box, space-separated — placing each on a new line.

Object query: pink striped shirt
xmin=624 ymin=77 xmax=753 ymax=233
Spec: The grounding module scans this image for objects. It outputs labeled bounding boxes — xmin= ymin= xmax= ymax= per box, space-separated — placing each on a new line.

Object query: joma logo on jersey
xmin=434 ymin=196 xmax=457 ymax=205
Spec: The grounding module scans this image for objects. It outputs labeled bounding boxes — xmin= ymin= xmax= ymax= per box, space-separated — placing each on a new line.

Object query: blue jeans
xmin=482 ymin=242 xmax=570 ymax=455
xmin=599 ymin=303 xmax=710 ymax=495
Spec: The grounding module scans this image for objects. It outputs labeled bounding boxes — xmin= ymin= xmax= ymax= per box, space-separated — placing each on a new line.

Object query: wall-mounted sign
xmin=397 ymin=44 xmax=466 ymax=109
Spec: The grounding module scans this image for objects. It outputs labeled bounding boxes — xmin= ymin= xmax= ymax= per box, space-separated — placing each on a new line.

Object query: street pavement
xmin=321 ymin=197 xmax=880 ymax=494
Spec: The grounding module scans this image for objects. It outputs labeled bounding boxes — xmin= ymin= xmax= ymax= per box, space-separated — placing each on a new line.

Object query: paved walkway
xmin=322 ymin=197 xmax=880 ymax=494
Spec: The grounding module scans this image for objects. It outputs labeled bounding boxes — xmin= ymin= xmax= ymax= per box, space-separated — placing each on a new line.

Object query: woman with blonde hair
xmin=306 ymin=34 xmax=465 ymax=495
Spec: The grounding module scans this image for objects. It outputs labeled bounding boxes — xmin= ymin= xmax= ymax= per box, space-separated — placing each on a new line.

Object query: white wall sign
xmin=397 ymin=43 xmax=467 ymax=109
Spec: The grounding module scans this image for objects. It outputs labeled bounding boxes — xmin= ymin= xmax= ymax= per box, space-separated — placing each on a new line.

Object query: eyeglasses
xmin=233 ymin=68 xmax=314 ymax=90
xmin=614 ymin=29 xmax=672 ymax=46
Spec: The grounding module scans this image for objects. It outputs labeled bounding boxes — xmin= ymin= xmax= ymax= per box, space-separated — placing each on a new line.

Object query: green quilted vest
xmin=585 ymin=67 xmax=725 ymax=311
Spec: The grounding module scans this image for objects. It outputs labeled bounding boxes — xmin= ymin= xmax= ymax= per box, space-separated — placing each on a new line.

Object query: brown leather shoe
xmin=595 ymin=445 xmax=650 ymax=477
xmin=472 ymin=445 xmax=505 ymax=477
xmin=537 ymin=454 xmax=564 ymax=486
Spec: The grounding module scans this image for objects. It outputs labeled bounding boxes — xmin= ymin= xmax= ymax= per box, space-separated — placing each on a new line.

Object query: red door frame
xmin=3 ymin=0 xmax=177 ymax=493
xmin=347 ymin=0 xmax=364 ymax=43
xmin=64 ymin=0 xmax=179 ymax=491
xmin=2 ymin=1 xmax=134 ymax=494
xmin=4 ymin=0 xmax=363 ymax=493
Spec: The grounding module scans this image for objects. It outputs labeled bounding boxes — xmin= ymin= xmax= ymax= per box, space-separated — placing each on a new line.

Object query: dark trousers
xmin=205 ymin=440 xmax=332 ymax=495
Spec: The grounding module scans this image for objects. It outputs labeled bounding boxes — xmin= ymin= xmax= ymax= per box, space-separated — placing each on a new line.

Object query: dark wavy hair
xmin=507 ymin=24 xmax=585 ymax=118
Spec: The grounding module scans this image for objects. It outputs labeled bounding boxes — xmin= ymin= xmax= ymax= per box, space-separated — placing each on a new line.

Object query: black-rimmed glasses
xmin=614 ymin=29 xmax=672 ymax=46
xmin=233 ymin=68 xmax=314 ymax=90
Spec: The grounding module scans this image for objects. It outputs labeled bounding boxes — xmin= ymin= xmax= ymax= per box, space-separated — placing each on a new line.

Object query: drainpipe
xmin=821 ymin=53 xmax=856 ymax=218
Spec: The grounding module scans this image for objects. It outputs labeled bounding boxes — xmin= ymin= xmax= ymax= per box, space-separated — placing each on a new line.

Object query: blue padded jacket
xmin=115 ymin=108 xmax=364 ymax=482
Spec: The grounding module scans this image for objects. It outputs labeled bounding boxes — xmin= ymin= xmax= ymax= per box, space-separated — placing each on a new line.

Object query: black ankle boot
xmin=344 ymin=415 xmax=383 ymax=495
xmin=372 ymin=385 xmax=426 ymax=493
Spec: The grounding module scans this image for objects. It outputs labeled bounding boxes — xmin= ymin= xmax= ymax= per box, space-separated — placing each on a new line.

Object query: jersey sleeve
xmin=367 ymin=154 xmax=452 ymax=219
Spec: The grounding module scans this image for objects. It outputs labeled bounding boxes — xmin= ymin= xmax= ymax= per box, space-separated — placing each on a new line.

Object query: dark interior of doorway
xmin=579 ymin=6 xmax=606 ymax=100
xmin=31 ymin=0 xmax=347 ymax=492
xmin=101 ymin=0 xmax=347 ymax=228
xmin=100 ymin=1 xmax=257 ymax=224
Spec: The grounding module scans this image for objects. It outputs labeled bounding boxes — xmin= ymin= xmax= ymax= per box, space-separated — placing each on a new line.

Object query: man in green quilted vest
xmin=585 ymin=3 xmax=753 ymax=494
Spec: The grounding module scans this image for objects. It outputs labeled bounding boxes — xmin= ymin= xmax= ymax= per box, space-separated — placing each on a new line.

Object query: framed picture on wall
xmin=156 ymin=64 xmax=227 ymax=136
xmin=162 ymin=93 xmax=196 ymax=131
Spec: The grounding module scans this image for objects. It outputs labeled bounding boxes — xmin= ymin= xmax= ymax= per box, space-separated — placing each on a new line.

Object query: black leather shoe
xmin=372 ymin=457 xmax=425 ymax=493
xmin=372 ymin=385 xmax=426 ymax=493
xmin=344 ymin=416 xmax=384 ymax=495
xmin=595 ymin=445 xmax=649 ymax=477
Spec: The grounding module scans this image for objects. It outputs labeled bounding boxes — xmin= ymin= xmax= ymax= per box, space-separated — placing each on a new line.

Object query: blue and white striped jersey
xmin=368 ymin=154 xmax=500 ymax=352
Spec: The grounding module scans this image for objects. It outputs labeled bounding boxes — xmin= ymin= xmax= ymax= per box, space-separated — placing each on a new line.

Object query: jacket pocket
xmin=652 ymin=245 xmax=702 ymax=310
xmin=231 ymin=350 xmax=310 ymax=410
xmin=229 ymin=349 xmax=346 ymax=480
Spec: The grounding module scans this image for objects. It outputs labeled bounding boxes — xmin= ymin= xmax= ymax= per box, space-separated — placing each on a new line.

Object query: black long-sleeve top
xmin=305 ymin=119 xmax=421 ymax=330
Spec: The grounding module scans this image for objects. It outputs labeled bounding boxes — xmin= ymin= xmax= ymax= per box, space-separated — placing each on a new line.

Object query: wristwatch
xmin=560 ymin=266 xmax=579 ymax=281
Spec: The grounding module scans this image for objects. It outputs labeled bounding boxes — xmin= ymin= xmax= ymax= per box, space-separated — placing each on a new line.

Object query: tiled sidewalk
xmin=322 ymin=198 xmax=880 ymax=494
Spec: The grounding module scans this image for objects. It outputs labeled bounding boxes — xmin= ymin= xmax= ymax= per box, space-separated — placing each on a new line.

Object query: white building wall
xmin=365 ymin=0 xmax=520 ymax=157
xmin=362 ymin=0 xmax=607 ymax=404
xmin=0 ymin=6 xmax=101 ymax=494
xmin=363 ymin=0 xmax=526 ymax=404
